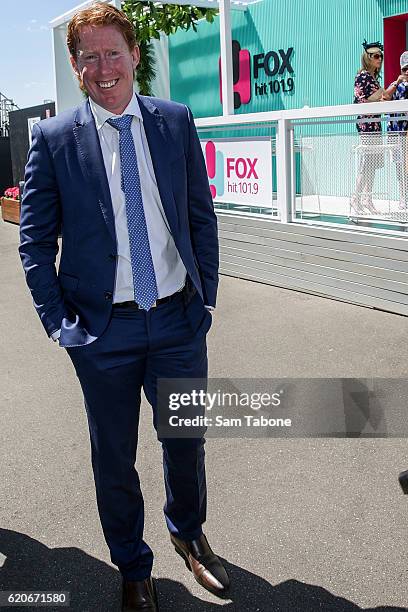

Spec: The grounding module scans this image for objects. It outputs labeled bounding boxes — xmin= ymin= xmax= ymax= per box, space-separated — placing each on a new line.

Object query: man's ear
xmin=131 ymin=45 xmax=140 ymax=71
xmin=70 ymin=55 xmax=81 ymax=78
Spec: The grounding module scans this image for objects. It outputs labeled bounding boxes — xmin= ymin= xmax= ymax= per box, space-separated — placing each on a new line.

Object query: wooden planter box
xmin=1 ymin=197 xmax=20 ymax=224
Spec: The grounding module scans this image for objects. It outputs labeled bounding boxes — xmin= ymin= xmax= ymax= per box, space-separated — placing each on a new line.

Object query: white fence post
xmin=276 ymin=117 xmax=293 ymax=223
xmin=219 ymin=0 xmax=234 ymax=117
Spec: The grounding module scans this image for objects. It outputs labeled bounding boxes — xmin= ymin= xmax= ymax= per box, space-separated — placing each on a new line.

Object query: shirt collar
xmin=89 ymin=93 xmax=143 ymax=131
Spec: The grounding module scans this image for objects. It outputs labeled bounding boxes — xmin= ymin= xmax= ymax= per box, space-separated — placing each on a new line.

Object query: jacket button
xmin=104 ymin=291 xmax=113 ymax=300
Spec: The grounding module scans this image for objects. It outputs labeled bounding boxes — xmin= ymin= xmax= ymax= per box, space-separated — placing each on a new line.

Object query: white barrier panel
xmin=200 ymin=137 xmax=273 ymax=207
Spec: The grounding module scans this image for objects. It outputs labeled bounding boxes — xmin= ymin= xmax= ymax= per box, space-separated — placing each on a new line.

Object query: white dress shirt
xmin=90 ymin=93 xmax=186 ymax=303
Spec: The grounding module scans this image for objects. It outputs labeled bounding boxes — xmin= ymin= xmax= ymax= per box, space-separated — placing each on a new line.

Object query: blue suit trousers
xmin=66 ymin=291 xmax=210 ymax=580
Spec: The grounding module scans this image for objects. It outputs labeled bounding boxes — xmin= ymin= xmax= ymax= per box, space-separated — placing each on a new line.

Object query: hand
xmin=397 ymin=74 xmax=407 ymax=85
xmin=50 ymin=329 xmax=61 ymax=341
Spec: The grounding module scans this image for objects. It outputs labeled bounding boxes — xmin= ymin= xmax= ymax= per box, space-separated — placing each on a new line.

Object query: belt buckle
xmin=138 ymin=301 xmax=157 ymax=309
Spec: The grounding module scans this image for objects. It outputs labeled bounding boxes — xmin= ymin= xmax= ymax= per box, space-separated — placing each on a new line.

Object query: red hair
xmin=67 ymin=1 xmax=136 ymax=57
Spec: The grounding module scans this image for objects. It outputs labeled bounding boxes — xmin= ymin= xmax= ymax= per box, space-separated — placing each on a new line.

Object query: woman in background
xmin=387 ymin=52 xmax=408 ymax=210
xmin=352 ymin=40 xmax=405 ymax=214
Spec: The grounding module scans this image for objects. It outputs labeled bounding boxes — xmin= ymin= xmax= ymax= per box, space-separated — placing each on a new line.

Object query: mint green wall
xmin=169 ymin=0 xmax=408 ymax=118
xmin=379 ymin=0 xmax=408 ymax=17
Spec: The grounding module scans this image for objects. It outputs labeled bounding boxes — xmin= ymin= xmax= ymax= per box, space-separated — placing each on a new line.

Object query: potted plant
xmin=1 ymin=186 xmax=20 ymax=224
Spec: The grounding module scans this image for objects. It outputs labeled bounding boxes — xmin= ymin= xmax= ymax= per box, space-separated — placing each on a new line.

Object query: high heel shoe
xmin=361 ymin=194 xmax=379 ymax=215
xmin=350 ymin=195 xmax=365 ymax=215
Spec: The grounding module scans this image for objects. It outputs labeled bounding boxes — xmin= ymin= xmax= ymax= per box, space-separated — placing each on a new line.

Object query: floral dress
xmin=354 ymin=70 xmax=382 ymax=133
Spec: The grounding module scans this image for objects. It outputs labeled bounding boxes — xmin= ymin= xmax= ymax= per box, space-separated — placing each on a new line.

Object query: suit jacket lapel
xmin=73 ymin=100 xmax=116 ymax=243
xmin=136 ymin=94 xmax=179 ymax=236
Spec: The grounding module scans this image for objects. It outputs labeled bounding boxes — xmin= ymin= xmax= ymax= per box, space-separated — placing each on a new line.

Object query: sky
xmin=0 ymin=1 xmax=84 ymax=110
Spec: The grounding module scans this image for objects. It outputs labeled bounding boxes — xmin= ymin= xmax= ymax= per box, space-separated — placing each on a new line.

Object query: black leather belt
xmin=113 ymin=285 xmax=186 ymax=310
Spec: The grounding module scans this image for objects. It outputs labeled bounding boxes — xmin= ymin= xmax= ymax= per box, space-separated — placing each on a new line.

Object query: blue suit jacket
xmin=19 ymin=95 xmax=219 ymax=347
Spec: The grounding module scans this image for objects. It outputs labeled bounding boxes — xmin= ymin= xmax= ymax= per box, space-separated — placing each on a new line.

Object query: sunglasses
xmin=368 ymin=52 xmax=383 ymax=60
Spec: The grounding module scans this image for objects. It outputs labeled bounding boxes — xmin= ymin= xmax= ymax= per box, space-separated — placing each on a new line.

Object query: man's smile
xmin=97 ymin=79 xmax=119 ymax=89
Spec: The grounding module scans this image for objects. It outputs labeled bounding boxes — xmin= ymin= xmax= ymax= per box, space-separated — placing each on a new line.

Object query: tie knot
xmin=107 ymin=114 xmax=133 ymax=132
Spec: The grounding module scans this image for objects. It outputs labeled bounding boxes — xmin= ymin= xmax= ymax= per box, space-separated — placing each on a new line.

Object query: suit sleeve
xmin=19 ymin=122 xmax=65 ymax=337
xmin=185 ymin=105 xmax=219 ymax=307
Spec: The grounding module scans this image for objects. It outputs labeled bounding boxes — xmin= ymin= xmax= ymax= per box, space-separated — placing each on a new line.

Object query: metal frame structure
xmin=0 ymin=93 xmax=19 ymax=137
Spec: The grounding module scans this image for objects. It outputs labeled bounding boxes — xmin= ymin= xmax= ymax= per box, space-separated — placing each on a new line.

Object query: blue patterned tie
xmin=107 ymin=114 xmax=158 ymax=310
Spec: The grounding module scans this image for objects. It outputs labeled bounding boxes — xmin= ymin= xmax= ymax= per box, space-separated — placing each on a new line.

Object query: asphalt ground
xmin=1 ymin=217 xmax=408 ymax=611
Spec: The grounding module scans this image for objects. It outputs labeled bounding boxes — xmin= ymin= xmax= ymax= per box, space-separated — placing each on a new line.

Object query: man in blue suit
xmin=19 ymin=3 xmax=228 ymax=610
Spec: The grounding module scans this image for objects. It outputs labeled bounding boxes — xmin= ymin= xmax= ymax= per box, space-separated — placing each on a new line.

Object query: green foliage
xmin=122 ymin=1 xmax=218 ymax=95
xmin=136 ymin=40 xmax=156 ymax=96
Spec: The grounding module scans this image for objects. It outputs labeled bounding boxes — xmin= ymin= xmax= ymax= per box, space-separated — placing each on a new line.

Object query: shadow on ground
xmin=0 ymin=529 xmax=405 ymax=611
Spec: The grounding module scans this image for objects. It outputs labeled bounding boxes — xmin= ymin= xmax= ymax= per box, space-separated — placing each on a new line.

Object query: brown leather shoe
xmin=121 ymin=577 xmax=159 ymax=611
xmin=171 ymin=533 xmax=230 ymax=596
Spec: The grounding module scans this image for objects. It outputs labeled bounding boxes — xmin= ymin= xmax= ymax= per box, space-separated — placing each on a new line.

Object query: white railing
xmin=195 ymin=100 xmax=408 ymax=232
xmin=195 ymin=99 xmax=408 ymax=126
